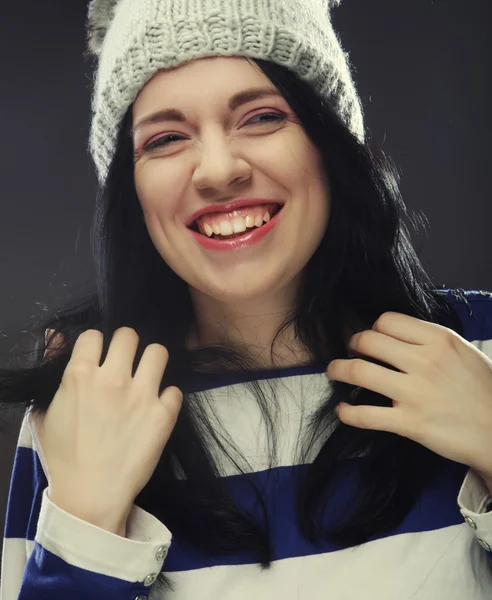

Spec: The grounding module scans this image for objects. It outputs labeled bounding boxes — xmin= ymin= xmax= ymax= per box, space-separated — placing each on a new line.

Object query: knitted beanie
xmin=85 ymin=0 xmax=365 ymax=186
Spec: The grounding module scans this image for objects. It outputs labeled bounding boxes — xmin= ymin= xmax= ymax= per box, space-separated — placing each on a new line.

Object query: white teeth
xmin=232 ymin=218 xmax=247 ymax=234
xmin=219 ymin=221 xmax=233 ymax=236
xmin=200 ymin=210 xmax=275 ymax=238
xmin=245 ymin=215 xmax=255 ymax=228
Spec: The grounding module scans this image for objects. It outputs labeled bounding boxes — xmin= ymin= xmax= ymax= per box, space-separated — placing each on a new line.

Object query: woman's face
xmin=132 ymin=56 xmax=330 ymax=304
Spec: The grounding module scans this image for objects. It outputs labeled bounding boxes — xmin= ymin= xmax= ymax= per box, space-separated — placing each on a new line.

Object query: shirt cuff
xmin=457 ymin=467 xmax=492 ymax=553
xmin=35 ymin=486 xmax=172 ymax=584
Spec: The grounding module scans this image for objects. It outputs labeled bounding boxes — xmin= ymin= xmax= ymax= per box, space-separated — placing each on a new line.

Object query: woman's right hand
xmin=31 ymin=327 xmax=183 ymax=535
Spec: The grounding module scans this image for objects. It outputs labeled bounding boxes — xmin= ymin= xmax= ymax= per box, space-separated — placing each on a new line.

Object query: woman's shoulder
xmin=435 ymin=287 xmax=492 ymax=306
xmin=435 ymin=287 xmax=492 ymax=356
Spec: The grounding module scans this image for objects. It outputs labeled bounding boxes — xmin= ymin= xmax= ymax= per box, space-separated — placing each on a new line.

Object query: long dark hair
xmin=0 ymin=58 xmax=463 ymax=594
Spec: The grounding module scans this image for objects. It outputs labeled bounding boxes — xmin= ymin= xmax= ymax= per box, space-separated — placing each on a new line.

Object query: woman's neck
xmin=185 ymin=321 xmax=315 ymax=370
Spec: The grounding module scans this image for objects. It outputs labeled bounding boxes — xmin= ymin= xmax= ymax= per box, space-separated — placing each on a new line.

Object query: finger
xmin=373 ymin=311 xmax=449 ymax=345
xmin=102 ymin=327 xmax=140 ymax=375
xmin=159 ymin=385 xmax=184 ymax=421
xmin=69 ymin=329 xmax=104 ymax=366
xmin=133 ymin=343 xmax=169 ymax=392
xmin=337 ymin=402 xmax=402 ymax=435
xmin=348 ymin=330 xmax=415 ymax=375
xmin=328 ymin=358 xmax=404 ymax=399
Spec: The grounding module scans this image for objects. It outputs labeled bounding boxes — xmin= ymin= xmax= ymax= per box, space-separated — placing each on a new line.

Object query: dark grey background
xmin=0 ymin=0 xmax=490 ymax=564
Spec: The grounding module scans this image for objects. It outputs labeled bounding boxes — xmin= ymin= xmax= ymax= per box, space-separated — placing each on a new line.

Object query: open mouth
xmin=188 ymin=204 xmax=283 ymax=240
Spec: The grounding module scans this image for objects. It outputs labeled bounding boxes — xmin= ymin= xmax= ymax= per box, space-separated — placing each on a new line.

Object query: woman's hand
xmin=327 ymin=312 xmax=492 ymax=487
xmin=31 ymin=327 xmax=183 ymax=534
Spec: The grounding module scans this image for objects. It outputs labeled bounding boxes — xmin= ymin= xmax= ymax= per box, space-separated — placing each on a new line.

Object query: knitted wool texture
xmin=86 ymin=0 xmax=365 ymax=186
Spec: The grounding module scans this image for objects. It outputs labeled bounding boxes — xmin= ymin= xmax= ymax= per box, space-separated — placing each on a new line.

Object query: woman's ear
xmin=43 ymin=329 xmax=65 ymax=362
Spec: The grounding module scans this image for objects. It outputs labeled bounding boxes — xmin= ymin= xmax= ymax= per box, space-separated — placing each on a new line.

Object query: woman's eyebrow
xmin=131 ymin=87 xmax=282 ymax=136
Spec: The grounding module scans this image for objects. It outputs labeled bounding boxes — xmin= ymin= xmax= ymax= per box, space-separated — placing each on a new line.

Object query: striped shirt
xmin=1 ymin=288 xmax=492 ymax=599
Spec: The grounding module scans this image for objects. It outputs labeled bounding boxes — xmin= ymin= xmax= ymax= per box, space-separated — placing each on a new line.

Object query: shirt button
xmin=156 ymin=544 xmax=168 ymax=561
xmin=144 ymin=572 xmax=157 ymax=586
xmin=464 ymin=516 xmax=477 ymax=530
xmin=135 ymin=596 xmax=148 ymax=600
xmin=477 ymin=538 xmax=492 ymax=552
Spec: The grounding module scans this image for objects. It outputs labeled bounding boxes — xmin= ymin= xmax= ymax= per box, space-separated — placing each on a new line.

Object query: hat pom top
xmin=86 ymin=0 xmax=120 ymax=57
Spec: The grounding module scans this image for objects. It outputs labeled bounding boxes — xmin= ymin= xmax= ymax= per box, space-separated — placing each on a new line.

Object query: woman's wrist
xmin=47 ymin=488 xmax=129 ymax=537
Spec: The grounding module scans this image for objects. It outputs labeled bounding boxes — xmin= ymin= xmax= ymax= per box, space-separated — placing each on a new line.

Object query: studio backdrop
xmin=0 ymin=0 xmax=490 ymax=563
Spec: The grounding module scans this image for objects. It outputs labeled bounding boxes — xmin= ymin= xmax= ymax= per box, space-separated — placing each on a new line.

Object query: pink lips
xmin=188 ymin=205 xmax=283 ymax=251
xmin=186 ymin=198 xmax=284 ymax=227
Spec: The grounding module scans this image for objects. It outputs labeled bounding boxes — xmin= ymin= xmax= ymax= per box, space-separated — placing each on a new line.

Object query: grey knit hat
xmin=86 ymin=0 xmax=365 ymax=186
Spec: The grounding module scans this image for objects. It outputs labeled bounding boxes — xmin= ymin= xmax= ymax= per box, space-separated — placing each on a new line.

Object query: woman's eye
xmin=246 ymin=111 xmax=286 ymax=126
xmin=142 ymin=111 xmax=286 ymax=152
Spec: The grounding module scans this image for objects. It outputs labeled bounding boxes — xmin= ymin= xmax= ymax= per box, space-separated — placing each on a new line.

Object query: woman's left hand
xmin=327 ymin=311 xmax=492 ymax=484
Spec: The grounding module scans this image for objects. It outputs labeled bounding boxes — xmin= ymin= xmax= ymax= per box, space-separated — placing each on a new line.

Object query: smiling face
xmin=132 ymin=55 xmax=330 ymax=317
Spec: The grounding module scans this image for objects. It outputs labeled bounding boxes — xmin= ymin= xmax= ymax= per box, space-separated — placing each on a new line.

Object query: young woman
xmin=1 ymin=1 xmax=492 ymax=598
